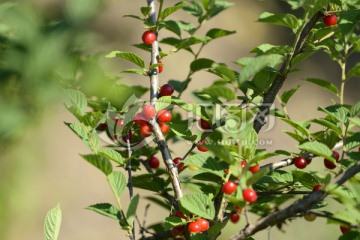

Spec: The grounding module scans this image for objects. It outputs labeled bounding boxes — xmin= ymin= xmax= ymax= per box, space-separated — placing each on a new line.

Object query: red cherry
xmin=171 ymin=226 xmax=184 ymax=236
xmin=196 ymin=218 xmax=209 ymax=231
xmin=249 ymin=164 xmax=260 ymax=173
xmin=196 ymin=139 xmax=208 ymax=152
xmin=222 ymin=181 xmax=237 ymax=195
xmin=96 ymin=123 xmax=107 ymax=131
xmin=332 ymin=150 xmax=340 ymax=161
xmin=294 ymin=157 xmax=307 ymax=169
xmin=240 ymin=161 xmax=247 ymax=168
xmin=312 ymin=184 xmax=322 ymax=192
xmin=140 ymin=124 xmax=152 ymax=137
xmin=134 ymin=113 xmax=148 ymax=126
xmin=324 ymin=151 xmax=339 ymax=169
xmin=230 ymin=212 xmax=240 ymax=223
xmin=142 ymin=30 xmax=156 ymax=45
xmin=187 ymin=222 xmax=201 ymax=233
xmin=177 ymin=163 xmax=185 ymax=170
xmin=174 ymin=157 xmax=185 ymax=170
xmin=323 ymin=14 xmax=337 ymax=26
xmin=199 ymin=119 xmax=212 ymax=130
xmin=242 ymin=189 xmax=257 ymax=203
xmin=142 ymin=104 xmax=156 ymax=119
xmin=149 ymin=156 xmax=160 ymax=169
xmin=158 ymin=59 xmax=163 ymax=73
xmin=160 ymin=84 xmax=174 ymax=96
xmin=157 ymin=110 xmax=172 ymax=122
xmin=159 ymin=122 xmax=169 ymax=135
xmin=115 ymin=119 xmax=124 ymax=127
xmin=340 ymin=225 xmax=351 ymax=234
xmin=174 ymin=210 xmax=187 ymax=220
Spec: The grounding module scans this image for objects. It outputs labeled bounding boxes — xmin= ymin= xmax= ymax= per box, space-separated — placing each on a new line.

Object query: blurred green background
xmin=0 ymin=0 xmax=359 ymax=239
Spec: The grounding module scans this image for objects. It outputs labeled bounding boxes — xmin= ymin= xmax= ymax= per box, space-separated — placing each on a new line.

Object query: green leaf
xmin=121 ymin=68 xmax=147 ymax=75
xmin=65 ymin=122 xmax=99 ymax=151
xmin=155 ymin=96 xmax=172 ymax=111
xmin=206 ymin=28 xmax=236 ymax=39
xmin=237 ymin=54 xmax=283 ymax=85
xmin=197 ymin=85 xmax=235 ymax=101
xmin=106 ymin=51 xmax=145 ymax=69
xmin=164 ymin=216 xmax=187 ymax=230
xmin=310 ymin=118 xmax=342 ymax=136
xmin=250 ymin=43 xmax=292 ymax=56
xmin=159 ymin=2 xmax=187 ymax=20
xmin=140 ymin=7 xmax=151 ymax=17
xmin=81 ymin=154 xmax=113 ymax=175
xmin=238 ymin=124 xmax=258 ymax=160
xmin=319 ymin=105 xmax=350 ymax=124
xmin=86 ymin=203 xmax=121 ymax=220
xmin=170 ymin=123 xmax=195 ymax=141
xmin=184 ymin=154 xmax=227 ymax=177
xmin=44 ymin=204 xmax=62 ymax=240
xmin=304 ymin=78 xmax=339 ymax=95
xmin=64 ymin=89 xmax=87 ymax=117
xmin=162 ymin=20 xmax=181 ymax=37
xmin=180 ymin=193 xmax=215 ymax=219
xmin=280 ymin=118 xmax=310 ymax=137
xmin=126 ymin=194 xmax=140 ymax=228
xmin=246 ymin=168 xmax=270 ymax=186
xmin=298 ymin=141 xmax=334 ymax=161
xmin=280 ymin=85 xmax=300 ymax=105
xmin=292 ymin=171 xmax=320 ymax=189
xmin=283 ymin=131 xmax=306 ymax=142
xmin=176 ymin=36 xmax=211 ymax=50
xmin=98 ymin=148 xmax=124 ymax=165
xmin=107 ymin=171 xmax=127 ymax=197
xmin=205 ymin=144 xmax=236 ymax=165
xmin=183 ymin=1 xmax=203 ymax=17
xmin=258 ymin=12 xmax=300 ymax=32
xmin=190 ymin=58 xmax=214 ymax=72
xmin=351 ymin=101 xmax=360 ymax=117
xmin=345 ymin=132 xmax=360 ymax=151
xmin=132 ymin=174 xmax=166 ymax=192
xmin=347 ymin=63 xmax=360 ymax=79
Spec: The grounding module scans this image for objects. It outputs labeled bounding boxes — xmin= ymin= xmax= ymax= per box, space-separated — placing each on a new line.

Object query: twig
xmin=146 ymin=0 xmax=183 ymax=200
xmin=303 ymin=211 xmax=360 ymax=230
xmin=229 ymin=161 xmax=360 ymax=240
xmin=125 ymin=134 xmax=135 ymax=240
xmin=257 ymin=191 xmax=312 ymax=195
xmin=253 ymin=12 xmax=323 ymax=133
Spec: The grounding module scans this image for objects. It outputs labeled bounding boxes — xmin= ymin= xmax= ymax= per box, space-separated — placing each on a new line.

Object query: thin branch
xmin=146 ymin=0 xmax=183 ymax=200
xmin=125 ymin=134 xmax=135 ymax=240
xmin=229 ymin=161 xmax=360 ymax=240
xmin=253 ymin=11 xmax=323 ymax=133
xmin=257 ymin=191 xmax=312 ymax=195
xmin=303 ymin=211 xmax=360 ymax=230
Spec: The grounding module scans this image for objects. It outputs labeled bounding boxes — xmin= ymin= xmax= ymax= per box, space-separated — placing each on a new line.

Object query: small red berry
xmin=324 ymin=151 xmax=340 ymax=169
xmin=312 ymin=184 xmax=322 ymax=192
xmin=142 ymin=104 xmax=156 ymax=119
xmin=140 ymin=124 xmax=152 ymax=137
xmin=332 ymin=150 xmax=340 ymax=161
xmin=174 ymin=210 xmax=187 ymax=220
xmin=149 ymin=156 xmax=160 ymax=169
xmin=188 ymin=222 xmax=201 ymax=233
xmin=196 ymin=218 xmax=209 ymax=231
xmin=142 ymin=30 xmax=156 ymax=45
xmin=199 ymin=119 xmax=212 ymax=130
xmin=134 ymin=113 xmax=148 ymax=126
xmin=294 ymin=157 xmax=307 ymax=169
xmin=171 ymin=226 xmax=184 ymax=236
xmin=160 ymin=84 xmax=174 ymax=96
xmin=159 ymin=122 xmax=169 ymax=135
xmin=115 ymin=119 xmax=124 ymax=127
xmin=157 ymin=110 xmax=172 ymax=122
xmin=174 ymin=157 xmax=185 ymax=170
xmin=249 ymin=164 xmax=260 ymax=173
xmin=340 ymin=225 xmax=351 ymax=234
xmin=242 ymin=189 xmax=257 ymax=203
xmin=177 ymin=163 xmax=185 ymax=170
xmin=240 ymin=161 xmax=247 ymax=168
xmin=196 ymin=139 xmax=208 ymax=152
xmin=323 ymin=14 xmax=338 ymax=26
xmin=158 ymin=59 xmax=163 ymax=73
xmin=230 ymin=212 xmax=240 ymax=223
xmin=222 ymin=181 xmax=237 ymax=195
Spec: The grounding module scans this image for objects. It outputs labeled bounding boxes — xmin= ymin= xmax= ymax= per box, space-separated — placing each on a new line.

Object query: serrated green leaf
xmin=345 ymin=132 xmax=360 ymax=151
xmin=251 ymin=43 xmax=292 ymax=56
xmin=183 ymin=1 xmax=203 ymax=17
xmin=205 ymin=144 xmax=236 ymax=164
xmin=155 ymin=96 xmax=172 ymax=111
xmin=280 ymin=85 xmax=300 ymax=105
xmin=246 ymin=168 xmax=270 ymax=186
xmin=65 ymin=122 xmax=99 ymax=151
xmin=310 ymin=118 xmax=342 ymax=136
xmin=257 ymin=170 xmax=293 ymax=185
xmin=86 ymin=203 xmax=121 ymax=220
xmin=180 ymin=193 xmax=215 ymax=219
xmin=304 ymin=78 xmax=339 ymax=95
xmin=209 ymin=64 xmax=237 ymax=82
xmin=159 ymin=2 xmax=187 ymax=20
xmin=258 ymin=12 xmax=300 ymax=32
xmin=292 ymin=171 xmax=320 ymax=189
xmin=81 ymin=154 xmax=113 ymax=175
xmin=98 ymin=148 xmax=124 ymax=165
xmin=64 ymin=89 xmax=87 ymax=118
xmin=106 ymin=51 xmax=145 ymax=69
xmin=238 ymin=124 xmax=258 ymax=160
xmin=237 ymin=54 xmax=283 ymax=84
xmin=44 ymin=204 xmax=62 ymax=240
xmin=140 ymin=7 xmax=151 ymax=17
xmin=184 ymin=154 xmax=227 ymax=177
xmin=164 ymin=216 xmax=187 ymax=230
xmin=107 ymin=171 xmax=127 ymax=197
xmin=126 ymin=194 xmax=139 ymax=228
xmin=283 ymin=130 xmax=306 ymax=142
xmin=197 ymin=85 xmax=235 ymax=101
xmin=280 ymin=118 xmax=310 ymax=137
xmin=121 ymin=68 xmax=147 ymax=75
xmin=298 ymin=141 xmax=334 ymax=161
xmin=347 ymin=63 xmax=360 ymax=79
xmin=190 ymin=58 xmax=214 ymax=72
xmin=132 ymin=174 xmax=166 ymax=192
xmin=319 ymin=105 xmax=350 ymax=124
xmin=162 ymin=20 xmax=182 ymax=37
xmin=177 ymin=35 xmax=211 ymax=50
xmin=170 ymin=123 xmax=194 ymax=140
xmin=351 ymin=101 xmax=360 ymax=117
xmin=206 ymin=28 xmax=235 ymax=39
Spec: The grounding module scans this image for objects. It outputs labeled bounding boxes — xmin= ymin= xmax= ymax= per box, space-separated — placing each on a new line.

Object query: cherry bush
xmin=44 ymin=1 xmax=360 ymax=240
